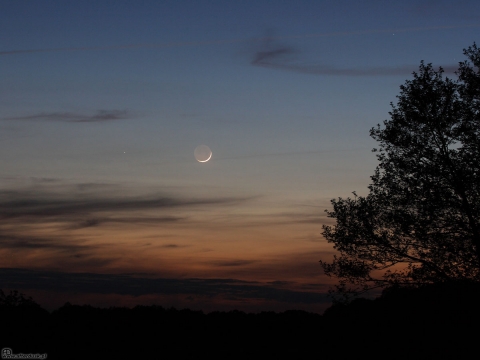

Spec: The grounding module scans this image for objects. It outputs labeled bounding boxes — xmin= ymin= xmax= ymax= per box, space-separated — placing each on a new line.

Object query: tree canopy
xmin=0 ymin=289 xmax=41 ymax=308
xmin=320 ymin=43 xmax=480 ymax=299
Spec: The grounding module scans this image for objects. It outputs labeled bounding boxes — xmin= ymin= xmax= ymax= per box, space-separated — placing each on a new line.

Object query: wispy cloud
xmin=65 ymin=216 xmax=183 ymax=230
xmin=159 ymin=244 xmax=185 ymax=249
xmin=0 ymin=268 xmax=330 ymax=304
xmin=0 ymin=110 xmax=130 ymax=123
xmin=211 ymin=259 xmax=258 ymax=267
xmin=0 ymin=185 xmax=251 ymax=230
xmin=0 ymin=231 xmax=116 ymax=268
xmin=0 ymin=232 xmax=86 ymax=251
xmin=252 ymin=40 xmax=458 ymax=76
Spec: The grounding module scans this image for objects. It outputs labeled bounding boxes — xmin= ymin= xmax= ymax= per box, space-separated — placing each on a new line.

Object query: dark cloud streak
xmin=0 ymin=268 xmax=330 ymax=304
xmin=0 ymin=232 xmax=86 ymax=251
xmin=211 ymin=260 xmax=258 ymax=267
xmin=66 ymin=216 xmax=183 ymax=230
xmin=0 ymin=110 xmax=129 ymax=123
xmin=252 ymin=42 xmax=458 ymax=76
xmin=0 ymin=186 xmax=252 ymax=230
xmin=0 ymin=191 xmax=246 ymax=220
xmin=0 ymin=231 xmax=116 ymax=269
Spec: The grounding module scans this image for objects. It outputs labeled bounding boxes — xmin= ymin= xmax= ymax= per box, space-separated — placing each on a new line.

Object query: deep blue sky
xmin=0 ymin=0 xmax=478 ymax=312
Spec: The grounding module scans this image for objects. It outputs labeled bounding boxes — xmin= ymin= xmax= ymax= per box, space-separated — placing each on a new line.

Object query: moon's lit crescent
xmin=198 ymin=153 xmax=212 ymax=162
xmin=194 ymin=145 xmax=212 ymax=162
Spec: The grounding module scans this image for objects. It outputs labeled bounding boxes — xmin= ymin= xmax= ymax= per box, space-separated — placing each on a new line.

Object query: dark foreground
xmin=1 ymin=281 xmax=479 ymax=359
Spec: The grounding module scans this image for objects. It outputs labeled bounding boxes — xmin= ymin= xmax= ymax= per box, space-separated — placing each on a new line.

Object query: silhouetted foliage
xmin=3 ymin=288 xmax=480 ymax=359
xmin=0 ymin=289 xmax=41 ymax=308
xmin=320 ymin=43 xmax=480 ymax=299
xmin=0 ymin=290 xmax=49 ymax=354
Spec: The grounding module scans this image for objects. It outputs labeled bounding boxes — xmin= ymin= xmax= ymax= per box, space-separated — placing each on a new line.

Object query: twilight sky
xmin=1 ymin=0 xmax=479 ymax=313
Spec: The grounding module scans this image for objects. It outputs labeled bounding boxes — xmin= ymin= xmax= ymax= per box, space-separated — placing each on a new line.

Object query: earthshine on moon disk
xmin=194 ymin=145 xmax=212 ymax=162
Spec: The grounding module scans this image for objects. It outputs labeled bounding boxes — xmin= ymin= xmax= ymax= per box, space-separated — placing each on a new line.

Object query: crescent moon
xmin=198 ymin=153 xmax=212 ymax=162
xmin=194 ymin=145 xmax=212 ymax=163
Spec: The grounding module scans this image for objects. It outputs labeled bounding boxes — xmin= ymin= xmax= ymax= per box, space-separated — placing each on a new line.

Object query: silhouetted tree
xmin=0 ymin=289 xmax=41 ymax=308
xmin=320 ymin=43 xmax=480 ymax=299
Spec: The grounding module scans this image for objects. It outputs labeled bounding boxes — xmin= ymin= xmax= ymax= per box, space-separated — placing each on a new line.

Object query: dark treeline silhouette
xmin=2 ymin=281 xmax=480 ymax=359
